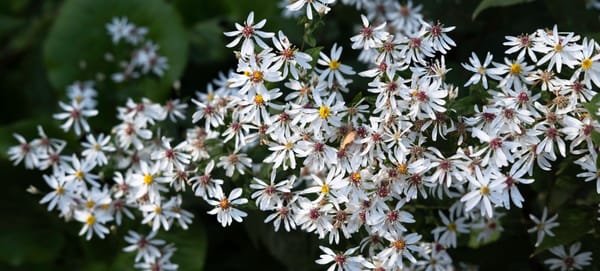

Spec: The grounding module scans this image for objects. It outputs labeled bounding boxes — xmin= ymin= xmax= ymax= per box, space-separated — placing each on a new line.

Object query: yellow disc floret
xmin=510 ymin=63 xmax=521 ymax=74
xmin=582 ymin=58 xmax=593 ymax=70
xmin=143 ymin=174 xmax=153 ymax=185
xmin=329 ymin=60 xmax=340 ymax=70
xmin=319 ymin=105 xmax=331 ymax=119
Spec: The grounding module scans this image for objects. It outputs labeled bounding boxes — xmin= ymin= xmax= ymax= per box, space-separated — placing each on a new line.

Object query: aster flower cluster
xmin=106 ymin=17 xmax=169 ymax=82
xmin=8 ymin=2 xmax=600 ymax=271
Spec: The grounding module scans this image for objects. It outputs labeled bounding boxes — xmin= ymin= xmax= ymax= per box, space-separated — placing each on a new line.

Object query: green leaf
xmin=583 ymin=93 xmax=600 ymax=122
xmin=166 ymin=223 xmax=207 ymax=271
xmin=43 ymin=0 xmax=188 ymax=101
xmin=472 ymin=0 xmax=535 ymax=20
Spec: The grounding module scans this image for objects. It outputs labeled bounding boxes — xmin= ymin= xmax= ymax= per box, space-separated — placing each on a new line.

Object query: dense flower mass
xmin=9 ymin=0 xmax=600 ymax=270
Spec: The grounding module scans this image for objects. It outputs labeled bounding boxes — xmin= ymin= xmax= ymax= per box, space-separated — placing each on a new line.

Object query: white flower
xmin=39 ymin=173 xmax=76 ymax=213
xmin=53 ymin=101 xmax=98 ymax=136
xmin=123 ymin=231 xmax=166 ymax=263
xmin=350 ymin=14 xmax=389 ymax=50
xmin=460 ymin=169 xmax=503 ymax=218
xmin=131 ymin=161 xmax=168 ymax=202
xmin=431 ymin=210 xmax=469 ymax=248
xmin=315 ymin=246 xmax=365 ymax=271
xmin=503 ymin=33 xmax=539 ymax=62
xmin=190 ymin=160 xmax=223 ymax=199
xmin=423 ymin=21 xmax=456 ymax=54
xmin=74 ymin=209 xmax=112 ymax=240
xmin=64 ymin=154 xmax=100 ymax=188
xmin=7 ymin=133 xmax=39 ymax=169
xmin=271 ymin=30 xmax=312 ymax=79
xmin=81 ymin=133 xmax=115 ymax=166
xmin=574 ymin=154 xmax=600 ymax=193
xmin=378 ymin=232 xmax=422 ymax=269
xmin=140 ymin=199 xmax=172 ymax=232
xmin=544 ymin=242 xmax=593 ymax=271
xmin=217 ymin=151 xmax=252 ymax=177
xmin=462 ymin=52 xmax=499 ymax=89
xmin=150 ymin=136 xmax=191 ymax=172
xmin=571 ymin=37 xmax=600 ymax=88
xmin=527 ymin=207 xmax=559 ymax=247
xmin=318 ymin=43 xmax=356 ymax=88
xmin=534 ymin=25 xmax=582 ymax=73
xmin=287 ymin=0 xmax=335 ymax=20
xmin=224 ymin=12 xmax=274 ymax=56
xmin=207 ymin=187 xmax=248 ymax=227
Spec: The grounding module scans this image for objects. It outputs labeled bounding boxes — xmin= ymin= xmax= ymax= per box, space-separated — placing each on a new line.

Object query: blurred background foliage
xmin=0 ymin=0 xmax=599 ymax=270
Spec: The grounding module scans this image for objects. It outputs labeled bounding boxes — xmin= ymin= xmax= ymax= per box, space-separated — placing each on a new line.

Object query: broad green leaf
xmin=43 ymin=0 xmax=188 ymax=102
xmin=166 ymin=223 xmax=207 ymax=271
xmin=583 ymin=93 xmax=600 ymax=122
xmin=472 ymin=0 xmax=535 ymax=20
xmin=305 ymin=46 xmax=323 ymax=68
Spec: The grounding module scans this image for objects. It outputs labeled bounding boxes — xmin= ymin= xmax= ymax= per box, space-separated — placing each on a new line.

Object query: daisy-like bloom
xmin=224 ymin=11 xmax=274 ymax=56
xmin=304 ymin=93 xmax=345 ymax=137
xmin=460 ymin=168 xmax=504 ymax=218
xmin=286 ymin=0 xmax=335 ymax=20
xmin=350 ymin=14 xmax=389 ymax=50
xmin=191 ymin=99 xmax=225 ymax=132
xmin=571 ymin=37 xmax=600 ymax=88
xmin=106 ymin=17 xmax=147 ymax=45
xmin=574 ymin=154 xmax=600 ymax=193
xmin=368 ymin=199 xmax=416 ymax=235
xmin=302 ymin=170 xmax=345 ymax=202
xmin=53 ymin=101 xmax=98 ymax=136
xmin=544 ymin=242 xmax=593 ymax=271
xmin=217 ymin=151 xmax=252 ymax=177
xmin=431 ymin=210 xmax=469 ymax=248
xmin=64 ymin=154 xmax=100 ymax=187
xmin=386 ymin=0 xmax=424 ymax=34
xmin=189 ymin=160 xmax=223 ymax=200
xmin=39 ymin=173 xmax=76 ymax=212
xmin=426 ymin=147 xmax=463 ymax=187
xmin=67 ymin=81 xmax=97 ymax=109
xmin=250 ymin=177 xmax=289 ymax=211
xmin=318 ymin=43 xmax=356 ymax=88
xmin=150 ymin=137 xmax=191 ymax=172
xmin=534 ymin=25 xmax=582 ymax=73
xmin=296 ymin=138 xmax=338 ymax=172
xmin=81 ymin=133 xmax=115 ymax=166
xmin=264 ymin=133 xmax=303 ymax=170
xmin=238 ymin=87 xmax=284 ymax=125
xmin=264 ymin=200 xmax=297 ymax=232
xmin=130 ymin=161 xmax=167 ymax=202
xmin=294 ymin=199 xmax=333 ymax=238
xmin=400 ymin=30 xmax=435 ymax=65
xmin=163 ymin=195 xmax=194 ymax=230
xmin=118 ymin=98 xmax=166 ymax=126
xmin=378 ymin=232 xmax=422 ymax=269
xmin=497 ymin=167 xmax=534 ymax=209
xmin=74 ymin=209 xmax=113 ymax=240
xmin=163 ymin=98 xmax=188 ymax=122
xmin=206 ymin=187 xmax=248 ymax=227
xmin=140 ymin=199 xmax=172 ymax=232
xmin=489 ymin=56 xmax=535 ymax=90
xmin=229 ymin=53 xmax=283 ymax=97
xmin=503 ymin=33 xmax=539 ymax=62
xmin=123 ymin=230 xmax=166 ymax=263
xmin=271 ymin=31 xmax=312 ymax=79
xmin=114 ymin=117 xmax=153 ymax=150
xmin=528 ymin=207 xmax=559 ymax=247
xmin=403 ymin=75 xmax=448 ymax=121
xmin=315 ymin=246 xmax=366 ymax=271
xmin=423 ymin=21 xmax=456 ymax=54
xmin=471 ymin=128 xmax=519 ymax=168
xmin=462 ymin=52 xmax=499 ymax=89
xmin=7 ymin=133 xmax=39 ymax=169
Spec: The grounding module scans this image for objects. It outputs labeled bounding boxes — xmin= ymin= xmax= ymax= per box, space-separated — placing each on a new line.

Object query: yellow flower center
xmin=100 ymin=204 xmax=110 ymax=210
xmin=477 ymin=66 xmax=486 ymax=74
xmin=554 ymin=43 xmax=563 ymax=52
xmin=143 ymin=174 xmax=153 ymax=185
xmin=254 ymin=94 xmax=264 ymax=105
xmin=75 ymin=95 xmax=84 ymax=104
xmin=219 ymin=198 xmax=230 ymax=209
xmin=393 ymin=239 xmax=406 ymax=250
xmin=285 ymin=141 xmax=294 ymax=150
xmin=75 ymin=170 xmax=84 ymax=180
xmin=207 ymin=93 xmax=215 ymax=102
xmin=448 ymin=223 xmax=457 ymax=232
xmin=329 ymin=60 xmax=340 ymax=70
xmin=480 ymin=185 xmax=490 ymax=195
xmin=86 ymin=200 xmax=95 ymax=209
xmin=321 ymin=184 xmax=330 ymax=194
xmin=319 ymin=105 xmax=331 ymax=119
xmin=582 ymin=58 xmax=593 ymax=70
xmin=510 ymin=63 xmax=521 ymax=75
xmin=351 ymin=172 xmax=361 ymax=182
xmin=93 ymin=143 xmax=101 ymax=151
xmin=398 ymin=163 xmax=408 ymax=175
xmin=56 ymin=186 xmax=64 ymax=195
xmin=251 ymin=71 xmax=264 ymax=83
xmin=154 ymin=206 xmax=162 ymax=214
xmin=86 ymin=215 xmax=96 ymax=225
